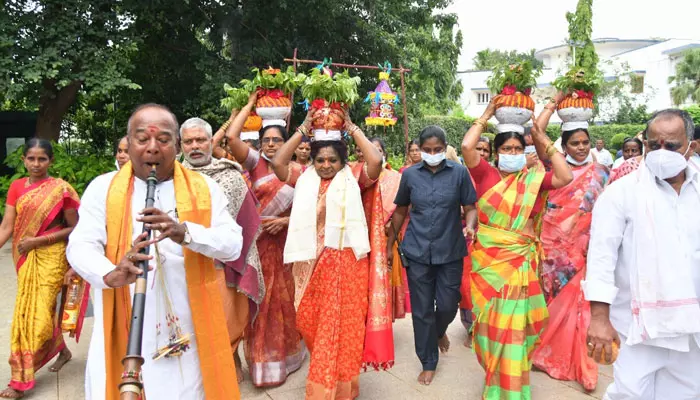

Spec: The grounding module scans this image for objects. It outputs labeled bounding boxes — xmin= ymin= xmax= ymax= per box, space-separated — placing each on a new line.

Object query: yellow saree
xmin=8 ymin=177 xmax=80 ymax=391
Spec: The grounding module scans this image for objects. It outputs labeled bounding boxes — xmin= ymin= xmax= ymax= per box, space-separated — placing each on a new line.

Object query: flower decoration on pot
xmin=486 ymin=60 xmax=542 ymax=133
xmin=365 ymin=62 xmax=399 ymax=127
xmin=222 ymin=66 xmax=306 ymax=128
xmin=552 ymin=67 xmax=603 ymax=131
xmin=300 ymin=64 xmax=361 ymax=141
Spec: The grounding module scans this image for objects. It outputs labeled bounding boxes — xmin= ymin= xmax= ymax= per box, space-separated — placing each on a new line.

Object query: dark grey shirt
xmin=394 ymin=160 xmax=477 ymax=265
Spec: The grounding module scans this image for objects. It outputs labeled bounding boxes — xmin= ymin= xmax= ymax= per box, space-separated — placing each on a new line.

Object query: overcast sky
xmin=445 ymin=0 xmax=700 ymax=70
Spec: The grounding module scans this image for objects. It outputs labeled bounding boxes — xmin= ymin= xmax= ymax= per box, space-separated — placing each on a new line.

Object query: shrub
xmin=610 ymin=133 xmax=630 ymax=151
xmin=0 ymin=142 xmax=114 ymax=215
xmin=683 ymin=104 xmax=700 ymax=125
xmin=546 ymin=123 xmax=645 ymax=147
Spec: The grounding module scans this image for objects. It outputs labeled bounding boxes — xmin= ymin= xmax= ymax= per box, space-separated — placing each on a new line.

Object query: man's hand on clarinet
xmin=103 ymin=232 xmax=154 ymax=288
xmin=138 ymin=207 xmax=187 ymax=244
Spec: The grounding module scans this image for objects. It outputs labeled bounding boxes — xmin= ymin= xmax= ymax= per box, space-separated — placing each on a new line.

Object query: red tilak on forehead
xmin=147 ymin=125 xmax=158 ymax=133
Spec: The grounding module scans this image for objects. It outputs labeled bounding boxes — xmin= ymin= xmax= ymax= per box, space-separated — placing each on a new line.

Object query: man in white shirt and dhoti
xmin=67 ymin=104 xmax=243 ymax=400
xmin=584 ymin=109 xmax=700 ymax=400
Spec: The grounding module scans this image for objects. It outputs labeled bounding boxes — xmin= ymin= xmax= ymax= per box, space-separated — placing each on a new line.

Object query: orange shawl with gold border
xmin=102 ymin=162 xmax=239 ymax=400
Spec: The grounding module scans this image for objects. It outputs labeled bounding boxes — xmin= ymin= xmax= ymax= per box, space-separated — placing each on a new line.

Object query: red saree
xmin=532 ymin=163 xmax=609 ymax=391
xmin=6 ymin=177 xmax=84 ymax=391
xmin=244 ymin=153 xmax=305 ymax=387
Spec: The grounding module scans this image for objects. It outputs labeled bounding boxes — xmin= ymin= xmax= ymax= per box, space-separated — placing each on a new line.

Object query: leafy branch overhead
xmin=221 ymin=67 xmax=306 ymax=110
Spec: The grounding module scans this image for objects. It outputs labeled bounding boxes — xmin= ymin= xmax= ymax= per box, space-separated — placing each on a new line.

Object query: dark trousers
xmin=405 ymin=259 xmax=463 ymax=371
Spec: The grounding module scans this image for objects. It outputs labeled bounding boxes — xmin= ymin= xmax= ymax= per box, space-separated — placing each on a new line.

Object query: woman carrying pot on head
xmin=461 ymin=93 xmax=573 ymax=400
xmin=225 ymin=92 xmax=305 ymax=387
xmin=271 ymin=109 xmax=393 ymax=399
xmin=530 ymin=105 xmax=610 ymax=392
xmin=387 ymin=126 xmax=479 ymax=386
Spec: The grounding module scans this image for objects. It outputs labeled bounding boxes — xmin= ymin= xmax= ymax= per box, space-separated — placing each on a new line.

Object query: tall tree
xmin=669 ymin=48 xmax=700 ymax=105
xmin=472 ymin=49 xmax=543 ymax=71
xmin=0 ymin=1 xmax=140 ymax=141
xmin=566 ymin=0 xmax=598 ymax=70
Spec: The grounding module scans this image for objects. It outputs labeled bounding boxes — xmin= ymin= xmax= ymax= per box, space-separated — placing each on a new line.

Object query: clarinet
xmin=119 ymin=165 xmax=157 ymax=399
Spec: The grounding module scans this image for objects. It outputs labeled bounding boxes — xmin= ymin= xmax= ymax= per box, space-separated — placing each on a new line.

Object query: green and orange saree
xmin=470 ymin=165 xmax=548 ymax=400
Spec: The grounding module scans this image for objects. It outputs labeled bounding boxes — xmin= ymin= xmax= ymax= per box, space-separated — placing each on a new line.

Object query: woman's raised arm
xmin=271 ymin=110 xmax=313 ymax=181
xmin=462 ymin=96 xmax=498 ymax=168
xmin=225 ymin=92 xmax=258 ymax=165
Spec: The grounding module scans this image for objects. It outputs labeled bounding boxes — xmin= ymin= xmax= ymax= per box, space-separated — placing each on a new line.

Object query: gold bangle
xmin=545 ymin=143 xmax=557 ymax=158
xmin=473 ymin=119 xmax=488 ymax=130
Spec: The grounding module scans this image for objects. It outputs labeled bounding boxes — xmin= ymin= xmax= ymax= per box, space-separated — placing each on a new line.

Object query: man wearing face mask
xmin=584 ymin=109 xmax=700 ymax=400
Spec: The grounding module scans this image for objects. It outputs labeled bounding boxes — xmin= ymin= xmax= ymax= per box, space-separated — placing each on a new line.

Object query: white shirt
xmin=611 ymin=156 xmax=625 ymax=170
xmin=591 ymin=147 xmax=614 ymax=167
xmin=583 ymin=164 xmax=700 ymax=350
xmin=67 ymin=171 xmax=242 ymax=400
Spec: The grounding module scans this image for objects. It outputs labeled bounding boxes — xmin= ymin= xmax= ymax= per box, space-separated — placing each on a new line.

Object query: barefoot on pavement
xmin=417 ymin=370 xmax=436 ymax=386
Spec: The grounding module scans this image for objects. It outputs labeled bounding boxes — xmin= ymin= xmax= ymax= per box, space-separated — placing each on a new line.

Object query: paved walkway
xmin=0 ymin=244 xmax=612 ymax=399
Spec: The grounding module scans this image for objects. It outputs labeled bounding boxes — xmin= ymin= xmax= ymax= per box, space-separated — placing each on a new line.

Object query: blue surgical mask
xmin=498 ymin=153 xmax=526 ymax=173
xmin=566 ymin=152 xmax=592 ymax=166
xmin=421 ymin=151 xmax=446 ymax=167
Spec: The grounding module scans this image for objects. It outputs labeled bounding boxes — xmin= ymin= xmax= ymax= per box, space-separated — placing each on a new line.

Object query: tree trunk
xmin=35 ymin=80 xmax=82 ymax=141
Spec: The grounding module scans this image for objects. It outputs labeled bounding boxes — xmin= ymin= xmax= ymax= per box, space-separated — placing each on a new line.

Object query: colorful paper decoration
xmin=365 ymin=63 xmax=399 ymax=127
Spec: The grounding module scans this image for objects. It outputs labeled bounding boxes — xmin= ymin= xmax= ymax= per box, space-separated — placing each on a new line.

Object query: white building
xmin=457 ymin=38 xmax=700 ymax=122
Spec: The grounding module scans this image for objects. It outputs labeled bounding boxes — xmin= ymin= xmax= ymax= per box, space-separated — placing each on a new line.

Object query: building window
xmin=476 ymin=92 xmax=490 ymax=104
xmin=630 ymin=74 xmax=644 ymax=94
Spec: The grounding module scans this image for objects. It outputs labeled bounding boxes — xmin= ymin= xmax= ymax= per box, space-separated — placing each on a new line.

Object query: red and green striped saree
xmin=470 ymin=164 xmax=549 ymax=400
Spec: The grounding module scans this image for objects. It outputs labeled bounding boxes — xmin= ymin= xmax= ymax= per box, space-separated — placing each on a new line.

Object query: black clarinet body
xmin=119 ymin=165 xmax=158 ymax=399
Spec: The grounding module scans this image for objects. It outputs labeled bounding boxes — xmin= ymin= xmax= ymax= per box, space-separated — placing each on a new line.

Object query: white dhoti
xmin=605 ymin=335 xmax=700 ymax=400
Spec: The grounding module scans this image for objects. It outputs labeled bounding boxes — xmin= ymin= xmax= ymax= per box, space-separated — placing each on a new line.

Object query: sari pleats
xmin=9 ymin=242 xmax=68 ymax=391
xmin=532 ymin=163 xmax=608 ymax=391
xmin=471 ymin=165 xmax=548 ymax=400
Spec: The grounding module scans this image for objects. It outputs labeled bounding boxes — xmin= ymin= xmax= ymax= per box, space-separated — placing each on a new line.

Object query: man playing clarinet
xmin=67 ymin=103 xmax=243 ymax=400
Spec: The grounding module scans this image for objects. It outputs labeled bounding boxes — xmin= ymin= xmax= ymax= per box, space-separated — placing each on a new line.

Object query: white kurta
xmin=583 ymin=164 xmax=700 ymax=399
xmin=66 ymin=171 xmax=243 ymax=400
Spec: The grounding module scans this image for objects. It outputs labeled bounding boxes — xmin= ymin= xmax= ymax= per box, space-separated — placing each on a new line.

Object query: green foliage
xmin=668 ymin=49 xmax=700 ymax=105
xmin=0 ymin=142 xmax=114 ymax=215
xmin=0 ymin=0 xmax=141 ymax=139
xmin=566 ymin=0 xmax=598 ymax=71
xmin=472 ymin=49 xmax=543 ymax=71
xmin=486 ymin=61 xmax=542 ymax=94
xmin=301 ymin=69 xmax=361 ymax=105
xmin=683 ymin=104 xmax=700 ymax=125
xmin=221 ymin=84 xmax=251 ymax=111
xmin=614 ymin=100 xmax=650 ymax=124
xmin=545 ymin=124 xmax=645 ymax=146
xmin=552 ymin=67 xmax=604 ymax=94
xmin=610 ymin=133 xmax=630 ymax=151
xmin=386 ymin=154 xmax=405 ymax=171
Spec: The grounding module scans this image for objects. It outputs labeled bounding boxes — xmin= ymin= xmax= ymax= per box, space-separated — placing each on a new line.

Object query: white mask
xmin=421 ymin=151 xmax=446 ymax=167
xmin=524 ymin=145 xmax=536 ymax=154
xmin=261 ymin=152 xmax=272 ymax=162
xmin=566 ymin=152 xmax=592 ymax=166
xmin=645 ymin=147 xmax=691 ymax=179
xmin=498 ymin=153 xmax=526 ymax=173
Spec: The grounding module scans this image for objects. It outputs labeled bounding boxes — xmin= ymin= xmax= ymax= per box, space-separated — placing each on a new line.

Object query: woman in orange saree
xmin=226 ymin=94 xmax=305 ymax=387
xmin=272 ymin=111 xmax=393 ymax=399
xmin=532 ymin=128 xmax=609 ymax=391
xmin=0 ymin=140 xmax=84 ymax=399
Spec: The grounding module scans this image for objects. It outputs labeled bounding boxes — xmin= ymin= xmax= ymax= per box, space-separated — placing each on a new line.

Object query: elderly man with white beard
xmin=584 ymin=109 xmax=700 ymax=400
xmin=180 ymin=117 xmax=264 ymax=383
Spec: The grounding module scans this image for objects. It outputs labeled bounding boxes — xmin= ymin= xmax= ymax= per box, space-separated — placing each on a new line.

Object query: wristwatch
xmin=180 ymin=223 xmax=192 ymax=246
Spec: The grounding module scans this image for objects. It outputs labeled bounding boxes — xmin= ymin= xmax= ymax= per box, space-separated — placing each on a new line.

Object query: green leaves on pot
xmin=552 ymin=67 xmax=604 ymax=94
xmin=301 ymin=68 xmax=361 ymax=105
xmin=221 ymin=83 xmax=250 ymax=110
xmin=221 ymin=66 xmax=307 ymax=110
xmin=486 ymin=60 xmax=542 ymax=94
